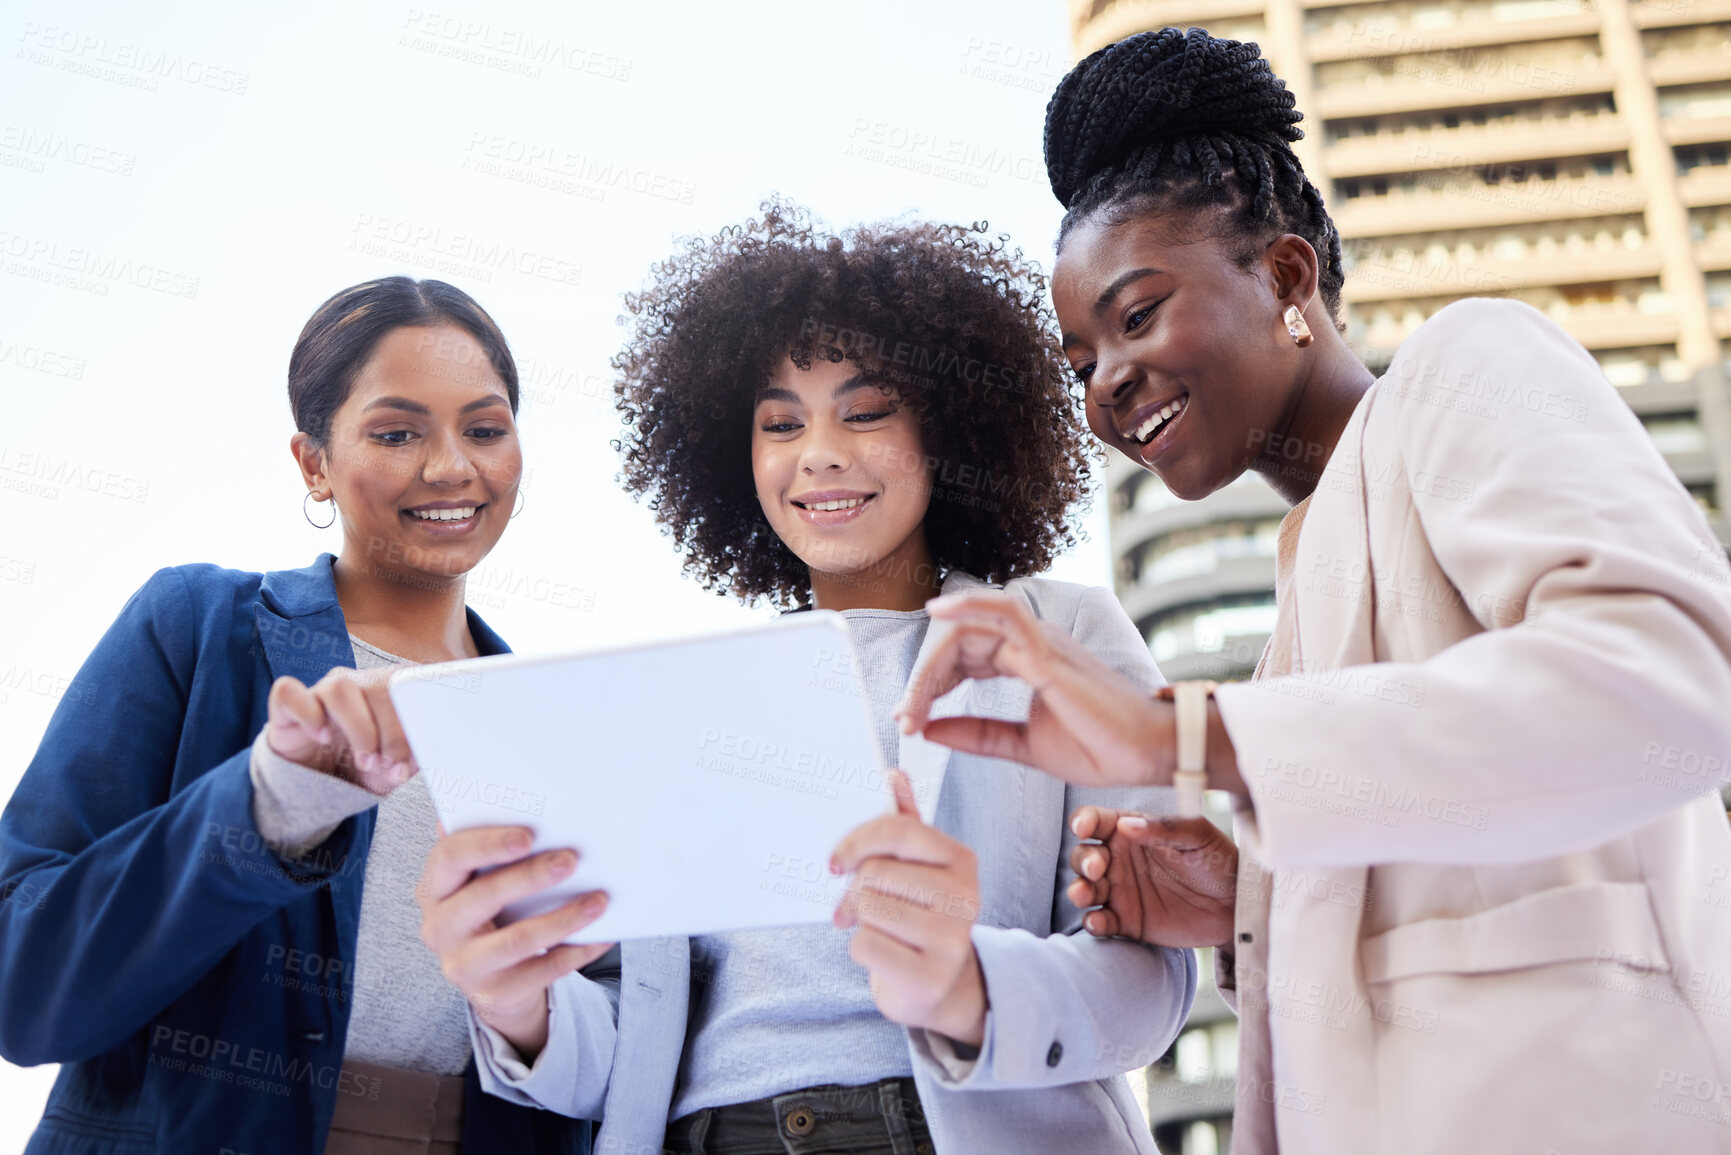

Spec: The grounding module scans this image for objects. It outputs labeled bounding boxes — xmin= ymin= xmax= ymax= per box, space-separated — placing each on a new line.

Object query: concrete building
xmin=1072 ymin=1 xmax=1731 ymax=1149
xmin=1077 ymin=0 xmax=1731 ymax=686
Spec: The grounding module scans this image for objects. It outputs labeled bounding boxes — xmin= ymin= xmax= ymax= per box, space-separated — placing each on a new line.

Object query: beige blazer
xmin=1212 ymin=298 xmax=1731 ymax=1154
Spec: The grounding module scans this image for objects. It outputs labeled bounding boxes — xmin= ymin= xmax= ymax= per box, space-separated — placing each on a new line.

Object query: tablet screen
xmin=390 ymin=612 xmax=890 ymax=943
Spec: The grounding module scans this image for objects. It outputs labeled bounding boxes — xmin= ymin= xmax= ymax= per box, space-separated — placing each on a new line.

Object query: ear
xmin=290 ymin=432 xmax=329 ymax=498
xmin=1265 ymin=234 xmax=1320 ymax=313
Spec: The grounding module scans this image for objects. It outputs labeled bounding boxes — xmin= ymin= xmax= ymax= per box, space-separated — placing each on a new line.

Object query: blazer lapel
xmin=900 ymin=578 xmax=1045 ymax=831
xmin=896 ymin=572 xmax=1016 ymax=824
xmin=1293 ymin=387 xmax=1383 ymax=675
xmin=896 ymin=715 xmax=953 ymax=826
xmin=254 ymin=554 xmax=357 ymax=684
xmin=608 ymin=938 xmax=691 ymax=1149
xmin=250 ymin=555 xmax=512 ymax=679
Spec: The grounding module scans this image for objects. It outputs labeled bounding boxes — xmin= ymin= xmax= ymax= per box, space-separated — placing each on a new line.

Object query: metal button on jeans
xmin=784 ymin=1106 xmax=815 ymax=1137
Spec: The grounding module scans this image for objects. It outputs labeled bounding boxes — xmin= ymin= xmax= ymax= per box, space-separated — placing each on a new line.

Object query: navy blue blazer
xmin=0 ymin=555 xmax=589 ymax=1155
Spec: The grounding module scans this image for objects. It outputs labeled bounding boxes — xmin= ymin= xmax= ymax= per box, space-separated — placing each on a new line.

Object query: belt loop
xmin=688 ymin=1107 xmax=714 ymax=1155
xmin=878 ymin=1078 xmax=916 ymax=1155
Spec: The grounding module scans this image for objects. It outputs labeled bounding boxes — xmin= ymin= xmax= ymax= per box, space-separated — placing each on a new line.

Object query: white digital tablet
xmin=388 ymin=612 xmax=890 ymax=944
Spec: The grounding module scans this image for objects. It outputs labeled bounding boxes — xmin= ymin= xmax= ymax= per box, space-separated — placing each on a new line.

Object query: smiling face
xmin=1053 ymin=212 xmax=1308 ymax=500
xmin=751 ymin=354 xmax=936 ymax=606
xmin=295 ymin=323 xmax=521 ymax=587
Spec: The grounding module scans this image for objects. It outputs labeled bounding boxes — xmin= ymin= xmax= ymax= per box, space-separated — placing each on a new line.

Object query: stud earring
xmin=1284 ymin=305 xmax=1314 ymax=348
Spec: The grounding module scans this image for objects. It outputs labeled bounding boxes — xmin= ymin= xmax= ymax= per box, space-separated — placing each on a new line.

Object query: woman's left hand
xmin=831 ymin=771 xmax=989 ymax=1047
xmin=1067 ymin=807 xmax=1238 ymax=949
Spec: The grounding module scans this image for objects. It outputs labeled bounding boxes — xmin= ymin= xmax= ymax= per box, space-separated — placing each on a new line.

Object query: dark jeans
xmin=663 ymin=1077 xmax=934 ymax=1155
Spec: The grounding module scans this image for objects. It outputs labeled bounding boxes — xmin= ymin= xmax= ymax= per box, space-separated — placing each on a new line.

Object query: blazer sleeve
xmin=0 ymin=568 xmax=362 ymax=1065
xmin=469 ymin=949 xmax=622 ymax=1119
xmin=910 ymin=583 xmax=1198 ymax=1090
xmin=1215 ymin=299 xmax=1731 ymax=867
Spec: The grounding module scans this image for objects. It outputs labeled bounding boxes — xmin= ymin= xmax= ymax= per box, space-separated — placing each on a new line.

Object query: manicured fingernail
xmin=1070 ymin=815 xmax=1085 ymax=837
xmin=829 ymin=858 xmax=842 ymax=875
xmin=361 ymin=752 xmax=379 ymax=772
xmin=897 ymin=716 xmax=916 ymax=734
xmin=507 ymin=829 xmax=532 ymax=852
xmin=1121 ymin=816 xmax=1148 ymax=832
xmin=581 ymin=892 xmax=608 ymax=915
xmin=548 ymin=851 xmax=576 ymax=876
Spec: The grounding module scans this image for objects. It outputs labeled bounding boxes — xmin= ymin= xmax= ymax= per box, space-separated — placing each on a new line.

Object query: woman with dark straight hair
xmin=0 ymin=276 xmax=601 ymax=1154
xmin=898 ymin=28 xmax=1731 ymax=1155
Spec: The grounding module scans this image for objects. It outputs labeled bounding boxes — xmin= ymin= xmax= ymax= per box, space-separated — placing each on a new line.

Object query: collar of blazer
xmin=251 ymin=552 xmax=511 ymax=685
xmin=1293 ymin=388 xmax=1385 ymax=676
xmin=895 ymin=571 xmax=1035 ymax=824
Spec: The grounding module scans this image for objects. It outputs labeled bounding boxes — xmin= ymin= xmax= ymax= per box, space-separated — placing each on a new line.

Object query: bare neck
xmin=331 ymin=552 xmax=478 ymax=663
xmin=809 ymin=530 xmax=943 ymax=613
xmin=1250 ymin=328 xmax=1378 ymax=506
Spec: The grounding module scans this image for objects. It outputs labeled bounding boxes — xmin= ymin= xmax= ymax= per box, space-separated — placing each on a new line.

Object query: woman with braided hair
xmin=896 ymin=27 xmax=1731 ymax=1154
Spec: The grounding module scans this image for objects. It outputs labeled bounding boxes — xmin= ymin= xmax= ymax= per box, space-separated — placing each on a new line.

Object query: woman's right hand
xmin=265 ymin=668 xmax=414 ymax=795
xmin=419 ymin=826 xmax=613 ymax=1062
xmin=1067 ymin=807 xmax=1238 ymax=950
xmin=895 ymin=592 xmax=1247 ymax=796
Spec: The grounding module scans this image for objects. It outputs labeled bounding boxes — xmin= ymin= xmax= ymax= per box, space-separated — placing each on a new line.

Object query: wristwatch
xmin=1154 ymin=680 xmax=1218 ymax=817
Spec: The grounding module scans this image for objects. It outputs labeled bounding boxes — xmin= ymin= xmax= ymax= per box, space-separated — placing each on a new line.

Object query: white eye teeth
xmin=410 ymin=507 xmax=478 ymax=521
xmin=1132 ymin=396 xmax=1188 ymax=444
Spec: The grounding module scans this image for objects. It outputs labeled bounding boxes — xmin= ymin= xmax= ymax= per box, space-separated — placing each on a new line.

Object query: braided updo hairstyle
xmin=1044 ymin=27 xmax=1345 ymax=326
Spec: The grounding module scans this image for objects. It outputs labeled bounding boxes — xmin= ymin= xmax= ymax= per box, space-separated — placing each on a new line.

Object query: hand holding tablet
xmin=417 ymin=825 xmax=613 ymax=1058
xmin=391 ymin=612 xmax=894 ymax=946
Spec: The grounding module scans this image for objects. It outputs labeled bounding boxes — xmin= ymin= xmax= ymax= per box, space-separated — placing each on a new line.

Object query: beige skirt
xmin=321 ymin=1059 xmax=464 ymax=1155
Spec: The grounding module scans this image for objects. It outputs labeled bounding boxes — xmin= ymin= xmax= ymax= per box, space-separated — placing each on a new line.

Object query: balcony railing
xmin=1634 ymin=0 xmax=1731 ymax=28
xmin=1667 ymin=114 xmax=1731 ymax=148
xmin=1555 ymin=303 xmax=1682 ymax=349
xmin=1649 ymin=52 xmax=1731 ymax=88
xmin=1308 ymin=10 xmax=1602 ymax=64
xmin=1120 ymin=556 xmax=1279 ymax=626
xmin=1074 ymin=0 xmax=1265 ymax=53
xmin=1315 ymin=63 xmax=1617 ymax=119
xmin=1332 ymin=173 xmax=1646 ymax=236
xmin=1343 ymin=241 xmax=1662 ymax=302
xmin=1327 ymin=110 xmax=1628 ymax=177
xmin=1354 ymin=297 xmax=1679 ymax=353
xmin=1113 ymin=485 xmax=1290 ymax=563
xmin=1680 ymin=165 xmax=1731 ymax=207
xmin=1695 ymin=233 xmax=1731 ymax=270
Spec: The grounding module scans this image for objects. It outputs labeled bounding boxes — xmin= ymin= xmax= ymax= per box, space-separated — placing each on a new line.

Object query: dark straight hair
xmin=288 ymin=276 xmax=520 ymax=446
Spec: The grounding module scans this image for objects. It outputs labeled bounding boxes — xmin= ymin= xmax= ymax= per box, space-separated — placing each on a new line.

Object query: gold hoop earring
xmin=303 ymin=491 xmax=337 ymax=529
xmin=511 ymin=489 xmax=525 ymax=520
xmin=1284 ymin=305 xmax=1314 ymax=348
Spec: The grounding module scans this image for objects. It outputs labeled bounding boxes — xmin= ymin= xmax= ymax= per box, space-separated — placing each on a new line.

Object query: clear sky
xmin=0 ymin=0 xmax=1102 ymax=1141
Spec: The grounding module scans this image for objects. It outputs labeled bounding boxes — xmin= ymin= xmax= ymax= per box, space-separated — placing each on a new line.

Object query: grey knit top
xmin=247 ymin=636 xmax=472 ymax=1076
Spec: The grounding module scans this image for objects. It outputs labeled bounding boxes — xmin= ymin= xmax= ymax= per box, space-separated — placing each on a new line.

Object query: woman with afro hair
xmin=896 ymin=26 xmax=1731 ymax=1155
xmin=415 ymin=200 xmax=1197 ymax=1155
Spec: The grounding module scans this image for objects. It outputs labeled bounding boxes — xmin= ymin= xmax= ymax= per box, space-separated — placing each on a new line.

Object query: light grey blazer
xmin=470 ymin=573 xmax=1197 ymax=1155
